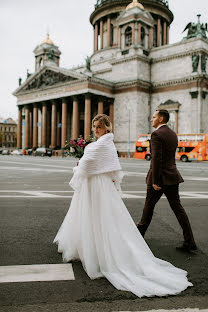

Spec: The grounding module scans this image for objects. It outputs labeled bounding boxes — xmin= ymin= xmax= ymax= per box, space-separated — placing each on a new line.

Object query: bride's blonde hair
xmin=92 ymin=114 xmax=112 ymax=133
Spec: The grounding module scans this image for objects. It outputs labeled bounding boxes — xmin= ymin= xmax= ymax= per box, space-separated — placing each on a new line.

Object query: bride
xmin=53 ymin=114 xmax=192 ymax=297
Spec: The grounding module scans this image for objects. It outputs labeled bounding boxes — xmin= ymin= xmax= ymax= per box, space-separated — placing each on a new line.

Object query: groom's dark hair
xmin=156 ymin=109 xmax=169 ymax=123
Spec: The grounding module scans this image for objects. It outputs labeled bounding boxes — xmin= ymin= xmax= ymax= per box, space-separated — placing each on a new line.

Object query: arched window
xmin=39 ymin=58 xmax=43 ymax=67
xmin=110 ymin=24 xmax=114 ymax=46
xmin=125 ymin=26 xmax=132 ymax=47
xmin=141 ymin=27 xmax=145 ymax=47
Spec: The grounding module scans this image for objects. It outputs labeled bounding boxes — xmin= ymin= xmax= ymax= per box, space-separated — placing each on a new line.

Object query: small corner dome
xmin=126 ymin=0 xmax=144 ymax=11
xmin=41 ymin=33 xmax=54 ymax=46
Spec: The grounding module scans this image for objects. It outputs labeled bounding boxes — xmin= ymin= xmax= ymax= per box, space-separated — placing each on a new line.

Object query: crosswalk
xmin=0 ymin=190 xmax=208 ymax=199
xmin=0 ymin=263 xmax=74 ymax=283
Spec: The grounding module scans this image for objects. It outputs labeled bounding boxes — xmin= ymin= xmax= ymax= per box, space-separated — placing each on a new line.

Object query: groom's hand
xmin=153 ymin=184 xmax=161 ymax=191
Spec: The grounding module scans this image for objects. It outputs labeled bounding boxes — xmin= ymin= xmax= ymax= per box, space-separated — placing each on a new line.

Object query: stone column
xmin=167 ymin=25 xmax=170 ymax=44
xmin=61 ymin=98 xmax=68 ymax=148
xmin=107 ymin=16 xmax=111 ymax=47
xmin=157 ymin=18 xmax=161 ymax=47
xmin=163 ymin=21 xmax=167 ymax=45
xmin=138 ymin=23 xmax=141 ymax=45
xmin=98 ymin=98 xmax=104 ymax=114
xmin=135 ymin=23 xmax=138 ymax=46
xmin=57 ymin=109 xmax=61 ymax=148
xmin=24 ymin=105 xmax=30 ymax=149
xmin=72 ymin=97 xmax=79 ymax=139
xmin=33 ymin=104 xmax=38 ymax=149
xmin=29 ymin=109 xmax=33 ymax=148
xmin=41 ymin=102 xmax=47 ymax=147
xmin=121 ymin=29 xmax=125 ymax=50
xmin=118 ymin=27 xmax=121 ymax=48
xmin=84 ymin=94 xmax=91 ymax=140
xmin=132 ymin=23 xmax=135 ymax=45
xmin=100 ymin=20 xmax=103 ymax=49
xmin=148 ymin=27 xmax=153 ymax=49
xmin=51 ymin=100 xmax=57 ymax=149
xmin=17 ymin=106 xmax=22 ymax=148
xmin=175 ymin=111 xmax=179 ymax=133
xmin=94 ymin=23 xmax=98 ymax=52
xmin=47 ymin=109 xmax=51 ymax=147
xmin=109 ymin=102 xmax=114 ymax=131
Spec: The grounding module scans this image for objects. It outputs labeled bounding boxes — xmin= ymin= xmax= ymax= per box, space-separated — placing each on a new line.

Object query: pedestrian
xmin=137 ymin=109 xmax=197 ymax=252
xmin=54 ymin=113 xmax=192 ymax=298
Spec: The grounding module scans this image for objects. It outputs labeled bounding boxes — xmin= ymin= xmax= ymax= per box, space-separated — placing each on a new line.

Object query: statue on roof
xmin=48 ymin=49 xmax=55 ymax=60
xmin=183 ymin=14 xmax=207 ymax=39
xmin=85 ymin=56 xmax=91 ymax=71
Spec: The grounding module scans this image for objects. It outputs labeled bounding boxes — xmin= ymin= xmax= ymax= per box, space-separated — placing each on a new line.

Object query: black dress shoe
xmin=176 ymin=242 xmax=197 ymax=252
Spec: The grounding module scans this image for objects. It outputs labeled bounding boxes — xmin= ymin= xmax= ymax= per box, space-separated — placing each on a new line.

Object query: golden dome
xmin=126 ymin=0 xmax=144 ymax=10
xmin=41 ymin=33 xmax=54 ymax=45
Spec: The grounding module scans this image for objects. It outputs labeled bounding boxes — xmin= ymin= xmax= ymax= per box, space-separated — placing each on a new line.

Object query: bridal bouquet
xmin=65 ymin=136 xmax=94 ymax=158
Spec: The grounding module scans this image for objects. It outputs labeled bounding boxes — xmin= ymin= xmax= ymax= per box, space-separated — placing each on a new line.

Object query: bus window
xmin=136 ymin=146 xmax=147 ymax=152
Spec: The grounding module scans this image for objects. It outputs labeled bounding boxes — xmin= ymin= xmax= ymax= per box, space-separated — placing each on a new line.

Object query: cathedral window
xmin=39 ymin=58 xmax=43 ymax=67
xmin=153 ymin=25 xmax=157 ymax=47
xmin=125 ymin=26 xmax=132 ymax=47
xmin=110 ymin=24 xmax=114 ymax=46
xmin=141 ymin=27 xmax=145 ymax=47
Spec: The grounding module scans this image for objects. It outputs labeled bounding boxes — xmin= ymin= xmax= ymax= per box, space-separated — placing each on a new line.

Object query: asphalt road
xmin=0 ymin=155 xmax=208 ymax=312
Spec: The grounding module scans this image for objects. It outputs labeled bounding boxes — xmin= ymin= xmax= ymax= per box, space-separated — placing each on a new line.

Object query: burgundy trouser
xmin=137 ymin=184 xmax=196 ymax=244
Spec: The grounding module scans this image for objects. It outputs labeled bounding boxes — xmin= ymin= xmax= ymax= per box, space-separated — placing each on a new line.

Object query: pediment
xmin=13 ymin=65 xmax=86 ymax=96
xmin=118 ymin=8 xmax=154 ymax=25
xmin=22 ymin=69 xmax=78 ymax=91
xmin=158 ymin=100 xmax=181 ymax=111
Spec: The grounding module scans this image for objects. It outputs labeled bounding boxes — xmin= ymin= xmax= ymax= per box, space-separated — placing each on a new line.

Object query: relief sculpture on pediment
xmin=24 ymin=70 xmax=77 ymax=90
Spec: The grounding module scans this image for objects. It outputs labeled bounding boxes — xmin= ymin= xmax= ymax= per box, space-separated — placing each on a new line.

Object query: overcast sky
xmin=0 ymin=0 xmax=207 ymax=121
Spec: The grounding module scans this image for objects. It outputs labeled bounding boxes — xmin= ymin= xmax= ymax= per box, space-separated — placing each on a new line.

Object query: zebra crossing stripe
xmin=0 ymin=263 xmax=75 ymax=283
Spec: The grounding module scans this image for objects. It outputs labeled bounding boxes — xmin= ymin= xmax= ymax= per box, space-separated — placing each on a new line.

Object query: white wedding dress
xmin=54 ymin=168 xmax=192 ymax=297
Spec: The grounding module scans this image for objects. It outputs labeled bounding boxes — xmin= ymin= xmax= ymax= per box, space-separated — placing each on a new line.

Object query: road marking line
xmin=0 ymin=166 xmax=69 ymax=172
xmin=0 ymin=263 xmax=75 ymax=283
xmin=0 ymin=160 xmax=74 ymax=169
xmin=0 ymin=191 xmax=208 ymax=199
xmin=20 ymin=191 xmax=61 ymax=198
xmin=114 ymin=310 xmax=208 ymax=312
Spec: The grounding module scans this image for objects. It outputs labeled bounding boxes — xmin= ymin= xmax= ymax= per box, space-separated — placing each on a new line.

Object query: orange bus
xmin=176 ymin=134 xmax=207 ymax=162
xmin=134 ymin=133 xmax=208 ymax=162
xmin=134 ymin=134 xmax=151 ymax=160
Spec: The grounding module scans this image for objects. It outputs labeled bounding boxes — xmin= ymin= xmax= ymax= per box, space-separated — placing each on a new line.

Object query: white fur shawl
xmin=69 ymin=133 xmax=123 ymax=190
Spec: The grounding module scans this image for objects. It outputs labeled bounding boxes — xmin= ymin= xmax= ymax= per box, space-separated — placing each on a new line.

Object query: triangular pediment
xmin=13 ymin=65 xmax=87 ymax=95
xmin=118 ymin=7 xmax=154 ymax=25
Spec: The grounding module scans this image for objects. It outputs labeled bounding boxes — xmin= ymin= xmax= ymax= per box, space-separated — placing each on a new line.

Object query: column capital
xmin=72 ymin=95 xmax=79 ymax=101
xmin=98 ymin=95 xmax=105 ymax=102
xmin=51 ymin=99 xmax=57 ymax=105
xmin=41 ymin=101 xmax=47 ymax=107
xmin=85 ymin=93 xmax=91 ymax=100
xmin=61 ymin=97 xmax=68 ymax=103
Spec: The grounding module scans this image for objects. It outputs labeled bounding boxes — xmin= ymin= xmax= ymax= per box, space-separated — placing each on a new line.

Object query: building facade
xmin=0 ymin=118 xmax=17 ymax=149
xmin=13 ymin=0 xmax=208 ymax=155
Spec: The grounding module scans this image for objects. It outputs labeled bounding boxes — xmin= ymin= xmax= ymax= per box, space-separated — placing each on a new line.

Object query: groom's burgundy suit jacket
xmin=146 ymin=125 xmax=184 ymax=186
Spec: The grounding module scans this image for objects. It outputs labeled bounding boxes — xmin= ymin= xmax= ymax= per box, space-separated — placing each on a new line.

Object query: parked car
xmin=34 ymin=147 xmax=52 ymax=157
xmin=2 ymin=149 xmax=9 ymax=155
xmin=11 ymin=149 xmax=23 ymax=156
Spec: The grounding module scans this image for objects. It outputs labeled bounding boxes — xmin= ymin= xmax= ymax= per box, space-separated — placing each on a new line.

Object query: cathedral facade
xmin=13 ymin=0 xmax=208 ymax=155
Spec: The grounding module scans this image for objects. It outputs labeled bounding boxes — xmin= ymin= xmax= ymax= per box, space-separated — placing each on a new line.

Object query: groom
xmin=137 ymin=109 xmax=197 ymax=252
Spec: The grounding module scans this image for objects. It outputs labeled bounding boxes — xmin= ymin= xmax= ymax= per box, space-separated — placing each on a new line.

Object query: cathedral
xmin=13 ymin=0 xmax=208 ymax=155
